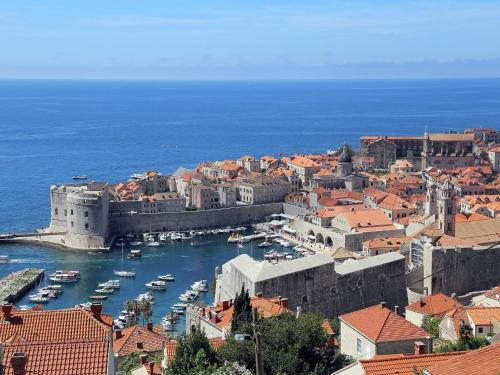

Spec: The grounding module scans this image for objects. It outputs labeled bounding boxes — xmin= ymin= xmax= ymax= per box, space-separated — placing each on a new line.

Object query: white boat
xmin=49 ymin=273 xmax=80 ymax=283
xmin=95 ymin=287 xmax=114 ymax=294
xmin=98 ymin=280 xmax=120 ymax=289
xmin=29 ymin=294 xmax=50 ymax=303
xmin=159 ymin=233 xmax=169 ymax=242
xmin=146 ymin=241 xmax=161 ymax=247
xmin=179 ymin=295 xmax=193 ymax=302
xmin=227 ymin=233 xmax=241 ymax=243
xmin=129 ymin=240 xmax=143 ymax=246
xmin=172 ymin=303 xmax=187 ymax=309
xmin=136 ymin=292 xmax=154 ymax=302
xmin=171 ymin=308 xmax=185 ymax=315
xmin=158 ymin=274 xmax=175 ymax=282
xmin=0 ymin=255 xmax=9 ymax=263
xmin=258 ymin=241 xmax=272 ymax=248
xmin=127 ymin=249 xmax=142 ymax=258
xmin=145 ymin=280 xmax=167 ymax=290
xmin=114 ymin=270 xmax=136 ymax=277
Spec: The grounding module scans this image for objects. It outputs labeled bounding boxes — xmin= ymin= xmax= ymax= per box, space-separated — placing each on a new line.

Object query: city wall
xmin=109 ymin=203 xmax=283 ymax=234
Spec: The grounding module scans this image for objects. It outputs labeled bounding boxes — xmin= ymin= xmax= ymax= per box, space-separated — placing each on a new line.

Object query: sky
xmin=1 ymin=0 xmax=500 ymax=80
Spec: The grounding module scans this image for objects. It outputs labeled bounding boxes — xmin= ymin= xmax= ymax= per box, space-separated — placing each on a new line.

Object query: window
xmin=71 ymin=209 xmax=74 ymax=215
xmin=478 ymin=327 xmax=483 ymax=334
xmin=54 ymin=208 xmax=58 ymax=215
xmin=64 ymin=209 xmax=67 ymax=216
xmin=84 ymin=211 xmax=89 ymax=217
xmin=357 ymin=338 xmax=362 ymax=355
xmin=85 ymin=223 xmax=89 ymax=230
xmin=71 ymin=221 xmax=74 ymax=228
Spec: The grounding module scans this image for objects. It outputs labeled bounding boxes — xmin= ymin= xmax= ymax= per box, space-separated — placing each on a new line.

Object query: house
xmin=185 ymin=293 xmax=290 ymax=338
xmin=488 ymin=145 xmax=500 ymax=171
xmin=113 ymin=323 xmax=168 ymax=366
xmin=405 ymin=293 xmax=463 ymax=328
xmin=472 ymin=285 xmax=500 ymax=307
xmin=131 ymin=355 xmax=163 ymax=375
xmin=335 ymin=343 xmax=500 ymax=375
xmin=339 ymin=303 xmax=432 ymax=360
xmin=439 ymin=306 xmax=500 ymax=342
xmin=0 ymin=303 xmax=114 ymax=375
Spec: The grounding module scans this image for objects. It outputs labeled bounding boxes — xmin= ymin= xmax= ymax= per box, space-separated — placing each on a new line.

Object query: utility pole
xmin=253 ymin=307 xmax=264 ymax=375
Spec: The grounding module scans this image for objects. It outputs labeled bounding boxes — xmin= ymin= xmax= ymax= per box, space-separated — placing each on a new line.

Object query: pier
xmin=0 ymin=268 xmax=45 ymax=303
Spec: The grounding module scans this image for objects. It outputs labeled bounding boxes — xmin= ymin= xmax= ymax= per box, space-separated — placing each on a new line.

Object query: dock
xmin=240 ymin=232 xmax=267 ymax=242
xmin=0 ymin=268 xmax=45 ymax=303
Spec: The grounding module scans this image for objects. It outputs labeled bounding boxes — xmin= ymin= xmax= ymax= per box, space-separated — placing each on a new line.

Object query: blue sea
xmin=1 ymin=79 xmax=499 ymax=328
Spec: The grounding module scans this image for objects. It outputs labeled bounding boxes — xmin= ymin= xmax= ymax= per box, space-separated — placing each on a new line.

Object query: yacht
xmin=145 ymin=280 xmax=167 ymax=290
xmin=127 ymin=249 xmax=141 ymax=259
xmin=136 ymin=292 xmax=154 ymax=302
xmin=258 ymin=241 xmax=272 ymax=248
xmin=146 ymin=241 xmax=161 ymax=247
xmin=97 ymin=280 xmax=120 ymax=289
xmin=171 ymin=233 xmax=182 ymax=241
xmin=49 ymin=270 xmax=80 ymax=283
xmin=89 ymin=295 xmax=108 ymax=301
xmin=0 ymin=255 xmax=9 ymax=263
xmin=95 ymin=287 xmax=114 ymax=294
xmin=114 ymin=270 xmax=136 ymax=277
xmin=29 ymin=294 xmax=50 ymax=303
xmin=158 ymin=274 xmax=175 ymax=282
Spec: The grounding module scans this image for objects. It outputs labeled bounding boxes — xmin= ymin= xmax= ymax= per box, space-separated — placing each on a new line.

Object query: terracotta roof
xmin=164 ymin=337 xmax=225 ymax=363
xmin=358 ymin=351 xmax=466 ymax=375
xmin=2 ymin=341 xmax=110 ymax=375
xmin=113 ymin=324 xmax=168 ymax=357
xmin=314 ymin=204 xmax=368 ymax=219
xmin=286 ymin=155 xmax=320 ymax=168
xmin=363 ymin=236 xmax=410 ymax=250
xmin=340 ymin=304 xmax=430 ymax=343
xmin=425 ymin=342 xmax=500 ymax=375
xmin=428 ymin=133 xmax=474 ymax=141
xmin=455 ymin=217 xmax=500 ymax=245
xmin=378 ymin=194 xmax=415 ymax=211
xmin=466 ymin=306 xmax=500 ymax=326
xmin=483 ymin=285 xmax=500 ymax=302
xmin=455 ymin=212 xmax=490 ymax=223
xmin=406 ymin=293 xmax=463 ymax=316
xmin=435 ymin=234 xmax=474 ymax=247
xmin=337 ymin=209 xmax=396 ymax=233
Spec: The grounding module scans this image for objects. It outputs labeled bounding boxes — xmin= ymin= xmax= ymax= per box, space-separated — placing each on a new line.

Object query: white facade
xmin=339 ymin=320 xmax=376 ymax=360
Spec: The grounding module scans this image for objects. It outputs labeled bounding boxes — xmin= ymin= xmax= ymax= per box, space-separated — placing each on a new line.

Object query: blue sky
xmin=1 ymin=1 xmax=500 ymax=79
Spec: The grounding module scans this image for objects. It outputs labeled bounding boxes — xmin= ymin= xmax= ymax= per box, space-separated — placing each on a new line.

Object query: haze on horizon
xmin=1 ymin=0 xmax=500 ymax=80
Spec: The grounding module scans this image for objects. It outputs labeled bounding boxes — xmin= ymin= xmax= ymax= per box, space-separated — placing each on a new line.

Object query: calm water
xmin=1 ymin=79 xmax=500 ymax=328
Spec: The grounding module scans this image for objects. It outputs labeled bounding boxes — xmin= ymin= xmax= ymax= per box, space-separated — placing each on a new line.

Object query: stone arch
xmin=325 ymin=236 xmax=333 ymax=247
xmin=315 ymin=232 xmax=324 ymax=243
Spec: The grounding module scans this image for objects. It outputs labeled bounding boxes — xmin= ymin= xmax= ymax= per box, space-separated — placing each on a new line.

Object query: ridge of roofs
xmin=113 ymin=324 xmax=167 ymax=357
xmin=406 ymin=293 xmax=463 ymax=315
xmin=339 ymin=304 xmax=430 ymax=343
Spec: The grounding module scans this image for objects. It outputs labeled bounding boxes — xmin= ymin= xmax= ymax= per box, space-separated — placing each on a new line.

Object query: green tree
xmin=231 ymin=285 xmax=252 ymax=333
xmin=168 ymin=327 xmax=219 ymax=375
xmin=437 ymin=323 xmax=490 ymax=353
xmin=421 ymin=315 xmax=441 ymax=337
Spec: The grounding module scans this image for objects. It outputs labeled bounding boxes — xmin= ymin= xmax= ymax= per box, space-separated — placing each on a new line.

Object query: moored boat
xmin=127 ymin=249 xmax=141 ymax=259
xmin=114 ymin=270 xmax=136 ymax=277
xmin=89 ymin=295 xmax=108 ymax=301
xmin=158 ymin=274 xmax=175 ymax=282
xmin=145 ymin=280 xmax=167 ymax=290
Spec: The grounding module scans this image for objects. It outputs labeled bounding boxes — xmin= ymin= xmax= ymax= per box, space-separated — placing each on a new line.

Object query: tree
xmin=437 ymin=323 xmax=490 ymax=353
xmin=168 ymin=327 xmax=219 ymax=375
xmin=421 ymin=315 xmax=441 ymax=337
xmin=231 ymin=285 xmax=252 ymax=333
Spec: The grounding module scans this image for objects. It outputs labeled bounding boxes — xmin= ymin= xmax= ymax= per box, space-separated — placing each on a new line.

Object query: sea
xmin=1 ymin=78 xmax=500 ymax=331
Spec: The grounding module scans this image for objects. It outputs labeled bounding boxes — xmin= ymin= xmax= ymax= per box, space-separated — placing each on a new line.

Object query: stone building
xmin=237 ymin=155 xmax=261 ymax=173
xmin=236 ymin=175 xmax=292 ymax=204
xmin=422 ymin=133 xmax=476 ymax=169
xmin=489 ymin=145 xmax=500 ymax=171
xmin=360 ymin=136 xmax=423 ymax=170
xmin=283 ymin=155 xmax=321 ymax=185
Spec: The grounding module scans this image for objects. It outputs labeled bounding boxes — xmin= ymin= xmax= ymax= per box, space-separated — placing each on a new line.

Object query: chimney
xmin=380 ymin=301 xmax=387 ymax=309
xmin=139 ymin=354 xmax=148 ymax=365
xmin=280 ymin=297 xmax=289 ymax=309
xmin=414 ymin=341 xmax=426 ymax=355
xmin=222 ymin=300 xmax=230 ymax=311
xmin=149 ymin=362 xmax=155 ymax=374
xmin=147 ymin=322 xmax=153 ymax=331
xmin=394 ymin=305 xmax=399 ymax=314
xmin=256 ymin=292 xmax=263 ymax=298
xmin=230 ymin=299 xmax=233 ymax=306
xmin=2 ymin=303 xmax=13 ymax=320
xmin=115 ymin=330 xmax=123 ymax=339
xmin=90 ymin=303 xmax=102 ymax=319
xmin=211 ymin=314 xmax=219 ymax=324
xmin=420 ymin=298 xmax=425 ymax=307
xmin=11 ymin=352 xmax=27 ymax=375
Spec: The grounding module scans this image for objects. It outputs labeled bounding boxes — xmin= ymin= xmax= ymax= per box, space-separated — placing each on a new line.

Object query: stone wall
xmin=282 ymin=202 xmax=308 ymax=217
xmin=109 ymin=203 xmax=283 ymax=234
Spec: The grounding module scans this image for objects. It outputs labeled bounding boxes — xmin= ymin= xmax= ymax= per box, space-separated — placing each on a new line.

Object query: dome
xmin=338 ymin=144 xmax=352 ymax=163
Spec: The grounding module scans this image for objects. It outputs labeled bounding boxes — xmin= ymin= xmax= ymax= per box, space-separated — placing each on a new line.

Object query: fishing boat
xmin=0 ymin=255 xmax=9 ymax=263
xmin=95 ymin=287 xmax=114 ymax=294
xmin=72 ymin=175 xmax=88 ymax=180
xmin=89 ymin=295 xmax=108 ymax=301
xmin=145 ymin=280 xmax=167 ymax=290
xmin=146 ymin=241 xmax=161 ymax=247
xmin=127 ymin=249 xmax=141 ymax=259
xmin=129 ymin=240 xmax=143 ymax=246
xmin=114 ymin=270 xmax=136 ymax=277
xmin=158 ymin=274 xmax=175 ymax=282
xmin=257 ymin=241 xmax=272 ymax=248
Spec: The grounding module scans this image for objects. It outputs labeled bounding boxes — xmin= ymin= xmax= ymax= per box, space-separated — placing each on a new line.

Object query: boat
xmin=191 ymin=280 xmax=208 ymax=292
xmin=114 ymin=270 xmax=136 ymax=277
xmin=145 ymin=280 xmax=167 ymax=290
xmin=29 ymin=294 xmax=50 ymax=303
xmin=161 ymin=320 xmax=174 ymax=331
xmin=89 ymin=295 xmax=108 ymax=301
xmin=129 ymin=240 xmax=143 ymax=246
xmin=227 ymin=233 xmax=241 ymax=243
xmin=172 ymin=303 xmax=187 ymax=309
xmin=49 ymin=270 xmax=80 ymax=283
xmin=97 ymin=280 xmax=120 ymax=289
xmin=0 ymin=255 xmax=9 ymax=263
xmin=158 ymin=274 xmax=175 ymax=282
xmin=171 ymin=308 xmax=184 ymax=315
xmin=146 ymin=241 xmax=161 ymax=247
xmin=258 ymin=241 xmax=272 ymax=248
xmin=72 ymin=175 xmax=88 ymax=180
xmin=95 ymin=287 xmax=114 ymax=294
xmin=45 ymin=284 xmax=63 ymax=293
xmin=127 ymin=249 xmax=141 ymax=259
xmin=136 ymin=292 xmax=154 ymax=302
xmin=158 ymin=233 xmax=169 ymax=242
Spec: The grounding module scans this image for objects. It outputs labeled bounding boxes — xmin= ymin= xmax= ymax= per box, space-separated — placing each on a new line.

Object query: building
xmin=339 ymin=303 xmax=432 ymax=360
xmin=360 ymin=136 xmax=423 ymax=170
xmin=405 ymin=293 xmax=463 ymax=328
xmin=162 ymin=337 xmax=225 ymax=369
xmin=185 ymin=293 xmax=289 ymax=338
xmin=488 ymin=145 xmax=500 ymax=171
xmin=236 ymin=175 xmax=292 ymax=204
xmin=422 ymin=133 xmax=476 ymax=169
xmin=0 ymin=303 xmax=114 ymax=375
xmin=139 ymin=192 xmax=186 ymax=213
xmin=237 ymin=155 xmax=261 ymax=173
xmin=191 ymin=184 xmax=220 ymax=210
xmin=390 ymin=159 xmax=416 ymax=174
xmin=283 ymin=155 xmax=321 ymax=185
xmin=472 ymin=285 xmax=500 ymax=307
xmin=362 ymin=236 xmax=410 ymax=258
xmin=439 ymin=306 xmax=500 ymax=342
xmin=465 ymin=127 xmax=500 ymax=144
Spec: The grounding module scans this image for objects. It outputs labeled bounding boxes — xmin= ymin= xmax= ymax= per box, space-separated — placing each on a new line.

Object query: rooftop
xmin=406 ymin=293 xmax=463 ymax=316
xmin=113 ymin=323 xmax=167 ymax=357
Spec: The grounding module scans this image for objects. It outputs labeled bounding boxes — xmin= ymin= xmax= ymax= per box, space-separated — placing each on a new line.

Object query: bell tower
xmin=437 ymin=178 xmax=455 ymax=236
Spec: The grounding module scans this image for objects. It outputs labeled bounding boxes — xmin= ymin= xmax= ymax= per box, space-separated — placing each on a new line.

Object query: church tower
xmin=437 ymin=178 xmax=456 ymax=236
xmin=337 ymin=144 xmax=353 ymax=177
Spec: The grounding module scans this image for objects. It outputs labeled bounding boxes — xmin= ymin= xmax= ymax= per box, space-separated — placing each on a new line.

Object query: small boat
xmin=129 ymin=240 xmax=143 ymax=246
xmin=95 ymin=287 xmax=114 ymax=294
xmin=171 ymin=308 xmax=184 ymax=315
xmin=114 ymin=270 xmax=136 ymax=277
xmin=49 ymin=272 xmax=80 ymax=283
xmin=89 ymin=295 xmax=108 ymax=301
xmin=172 ymin=303 xmax=187 ymax=309
xmin=145 ymin=280 xmax=167 ymax=291
xmin=127 ymin=249 xmax=141 ymax=259
xmin=258 ymin=241 xmax=272 ymax=248
xmin=227 ymin=233 xmax=241 ymax=243
xmin=136 ymin=292 xmax=154 ymax=302
xmin=0 ymin=255 xmax=9 ymax=263
xmin=158 ymin=274 xmax=175 ymax=282
xmin=72 ymin=175 xmax=88 ymax=180
xmin=146 ymin=241 xmax=161 ymax=247
xmin=97 ymin=280 xmax=120 ymax=289
xmin=29 ymin=294 xmax=50 ymax=303
xmin=159 ymin=233 xmax=169 ymax=242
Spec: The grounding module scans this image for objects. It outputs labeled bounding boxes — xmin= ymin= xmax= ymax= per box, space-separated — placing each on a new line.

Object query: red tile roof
xmin=340 ymin=304 xmax=430 ymax=343
xmin=406 ymin=293 xmax=463 ymax=316
xmin=358 ymin=351 xmax=466 ymax=375
xmin=113 ymin=324 xmax=168 ymax=357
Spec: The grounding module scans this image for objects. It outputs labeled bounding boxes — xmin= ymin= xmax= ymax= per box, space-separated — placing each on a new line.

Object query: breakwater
xmin=0 ymin=268 xmax=45 ymax=303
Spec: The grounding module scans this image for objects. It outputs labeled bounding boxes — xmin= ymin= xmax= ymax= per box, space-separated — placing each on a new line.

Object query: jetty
xmin=0 ymin=268 xmax=45 ymax=303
